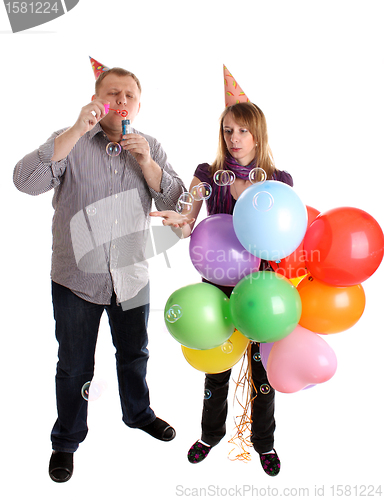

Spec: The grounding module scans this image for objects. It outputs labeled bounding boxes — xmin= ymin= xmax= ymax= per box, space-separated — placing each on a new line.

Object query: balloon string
xmin=228 ymin=344 xmax=257 ymax=462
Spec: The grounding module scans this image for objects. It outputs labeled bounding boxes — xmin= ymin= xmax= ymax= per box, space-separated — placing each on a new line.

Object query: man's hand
xmin=121 ymin=134 xmax=164 ymax=191
xmin=120 ymin=134 xmax=152 ymax=168
xmin=51 ymin=98 xmax=109 ymax=162
xmin=72 ymin=98 xmax=110 ymax=138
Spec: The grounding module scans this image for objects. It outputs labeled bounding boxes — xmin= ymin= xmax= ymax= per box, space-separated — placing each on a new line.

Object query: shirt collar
xmin=89 ymin=122 xmax=107 ymax=140
xmin=88 ymin=121 xmax=138 ymax=140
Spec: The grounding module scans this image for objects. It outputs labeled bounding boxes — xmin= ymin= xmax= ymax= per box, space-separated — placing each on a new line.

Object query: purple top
xmin=194 ymin=163 xmax=293 ymax=216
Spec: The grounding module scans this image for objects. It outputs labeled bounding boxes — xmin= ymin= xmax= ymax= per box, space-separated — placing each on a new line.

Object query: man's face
xmin=94 ymin=74 xmax=141 ymax=130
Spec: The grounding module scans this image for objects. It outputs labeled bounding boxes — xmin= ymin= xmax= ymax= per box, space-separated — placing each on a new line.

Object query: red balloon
xmin=270 ymin=206 xmax=320 ymax=278
xmin=303 ymin=207 xmax=384 ymax=286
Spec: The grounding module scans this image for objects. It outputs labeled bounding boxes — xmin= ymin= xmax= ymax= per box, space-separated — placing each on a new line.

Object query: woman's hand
xmin=150 ymin=210 xmax=195 ymax=229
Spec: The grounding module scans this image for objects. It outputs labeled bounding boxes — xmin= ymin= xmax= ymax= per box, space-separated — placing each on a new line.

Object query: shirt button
xmin=114 ymin=169 xmax=118 ymax=174
xmin=115 ymin=219 xmax=118 ymax=224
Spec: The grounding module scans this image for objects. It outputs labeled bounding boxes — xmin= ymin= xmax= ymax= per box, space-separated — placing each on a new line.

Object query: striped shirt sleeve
xmin=13 ymin=129 xmax=68 ymax=196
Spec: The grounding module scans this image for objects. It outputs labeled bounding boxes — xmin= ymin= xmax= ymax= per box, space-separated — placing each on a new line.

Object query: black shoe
xmin=140 ymin=417 xmax=176 ymax=441
xmin=259 ymin=449 xmax=280 ymax=476
xmin=49 ymin=451 xmax=74 ymax=483
xmin=187 ymin=440 xmax=211 ymax=464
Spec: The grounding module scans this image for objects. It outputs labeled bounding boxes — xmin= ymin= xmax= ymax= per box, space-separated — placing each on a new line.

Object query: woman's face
xmin=222 ymin=113 xmax=257 ymax=166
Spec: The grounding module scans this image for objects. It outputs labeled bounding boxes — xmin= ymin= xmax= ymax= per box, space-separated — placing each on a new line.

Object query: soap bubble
xmin=165 ymin=304 xmax=183 ymax=323
xmin=204 ymin=389 xmax=212 ymax=400
xmin=249 ymin=167 xmax=267 ymax=184
xmin=260 ymin=384 xmax=271 ymax=395
xmin=176 ymin=192 xmax=194 ymax=214
xmin=253 ymin=352 xmax=261 ymax=362
xmin=81 ymin=382 xmax=90 ymax=401
xmin=253 ymin=191 xmax=274 ymax=212
xmin=106 ymin=142 xmax=122 ymax=157
xmin=191 ymin=182 xmax=212 ymax=201
xmin=81 ymin=380 xmax=107 ymax=402
xmin=221 ymin=340 xmax=233 ymax=354
xmin=213 ymin=170 xmax=235 ymax=186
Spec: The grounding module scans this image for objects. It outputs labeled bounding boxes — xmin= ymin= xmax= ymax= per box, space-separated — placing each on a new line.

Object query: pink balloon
xmin=266 ymin=325 xmax=337 ymax=393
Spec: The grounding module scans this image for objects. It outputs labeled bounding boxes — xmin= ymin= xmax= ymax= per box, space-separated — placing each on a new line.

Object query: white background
xmin=0 ymin=1 xmax=383 ymax=498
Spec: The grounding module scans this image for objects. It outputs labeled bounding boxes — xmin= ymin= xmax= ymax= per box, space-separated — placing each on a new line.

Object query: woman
xmin=151 ymin=102 xmax=293 ymax=477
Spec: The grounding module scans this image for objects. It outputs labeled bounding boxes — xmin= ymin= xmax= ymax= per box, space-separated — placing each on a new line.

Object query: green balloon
xmin=164 ymin=283 xmax=234 ymax=350
xmin=229 ymin=271 xmax=302 ymax=342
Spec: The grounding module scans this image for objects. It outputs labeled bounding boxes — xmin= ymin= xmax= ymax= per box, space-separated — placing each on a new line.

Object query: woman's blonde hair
xmin=210 ymin=102 xmax=276 ymax=179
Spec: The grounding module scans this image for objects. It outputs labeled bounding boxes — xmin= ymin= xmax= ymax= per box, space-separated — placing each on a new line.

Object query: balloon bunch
xmin=164 ymin=179 xmax=384 ymax=393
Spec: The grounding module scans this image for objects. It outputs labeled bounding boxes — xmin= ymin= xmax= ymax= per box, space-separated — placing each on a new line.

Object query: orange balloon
xmin=297 ymin=275 xmax=366 ymax=334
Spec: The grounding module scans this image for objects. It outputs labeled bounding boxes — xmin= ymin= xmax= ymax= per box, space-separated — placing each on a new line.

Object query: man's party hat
xmin=90 ymin=57 xmax=110 ymax=80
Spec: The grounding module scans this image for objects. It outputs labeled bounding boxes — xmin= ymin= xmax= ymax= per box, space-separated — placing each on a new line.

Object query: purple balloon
xmin=260 ymin=342 xmax=274 ymax=371
xmin=189 ymin=214 xmax=260 ymax=286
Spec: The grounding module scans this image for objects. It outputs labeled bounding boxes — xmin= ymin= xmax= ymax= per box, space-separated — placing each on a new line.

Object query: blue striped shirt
xmin=13 ymin=123 xmax=186 ymax=305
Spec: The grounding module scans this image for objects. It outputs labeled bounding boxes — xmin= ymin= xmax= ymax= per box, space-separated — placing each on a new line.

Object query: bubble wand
xmin=104 ymin=103 xmax=129 ymax=117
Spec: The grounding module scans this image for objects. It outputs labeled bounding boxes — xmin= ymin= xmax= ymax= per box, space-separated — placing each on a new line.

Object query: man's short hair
xmin=95 ymin=67 xmax=142 ymax=94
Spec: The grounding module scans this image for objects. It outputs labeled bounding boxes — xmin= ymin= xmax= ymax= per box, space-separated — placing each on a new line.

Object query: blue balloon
xmin=233 ymin=181 xmax=307 ymax=261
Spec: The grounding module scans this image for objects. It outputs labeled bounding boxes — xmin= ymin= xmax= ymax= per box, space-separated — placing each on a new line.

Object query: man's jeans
xmin=50 ymin=281 xmax=155 ymax=452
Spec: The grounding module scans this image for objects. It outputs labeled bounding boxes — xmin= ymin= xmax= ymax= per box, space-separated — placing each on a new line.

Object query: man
xmin=13 ymin=63 xmax=186 ymax=482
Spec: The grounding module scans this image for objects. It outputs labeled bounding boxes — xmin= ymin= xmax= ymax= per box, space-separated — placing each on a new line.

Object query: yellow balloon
xmin=289 ymin=274 xmax=307 ymax=287
xmin=181 ymin=329 xmax=250 ymax=374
